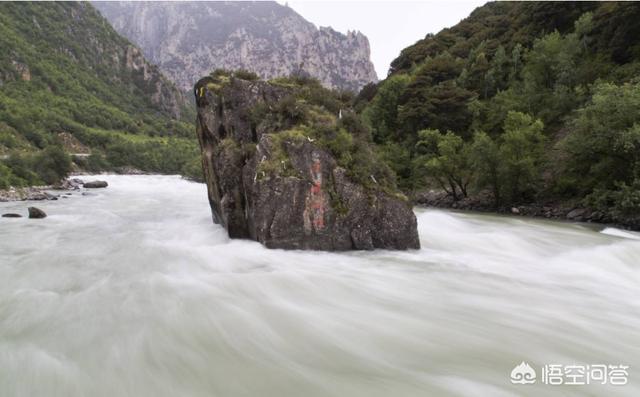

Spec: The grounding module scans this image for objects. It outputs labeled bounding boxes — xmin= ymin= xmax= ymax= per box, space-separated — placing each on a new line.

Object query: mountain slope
xmin=0 ymin=2 xmax=201 ymax=187
xmin=361 ymin=1 xmax=640 ymax=226
xmin=93 ymin=1 xmax=378 ymax=92
xmin=389 ymin=2 xmax=601 ymax=75
xmin=389 ymin=2 xmax=640 ymax=76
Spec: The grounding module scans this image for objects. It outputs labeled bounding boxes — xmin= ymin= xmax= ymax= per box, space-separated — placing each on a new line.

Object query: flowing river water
xmin=1 ymin=175 xmax=639 ymax=397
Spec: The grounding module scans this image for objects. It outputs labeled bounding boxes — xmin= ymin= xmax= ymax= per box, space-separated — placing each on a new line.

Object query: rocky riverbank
xmin=0 ymin=186 xmax=61 ymax=202
xmin=0 ymin=177 xmax=108 ymax=203
xmin=414 ymin=190 xmax=640 ymax=231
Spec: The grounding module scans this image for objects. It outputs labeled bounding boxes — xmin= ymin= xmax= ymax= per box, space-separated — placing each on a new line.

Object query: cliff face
xmin=93 ymin=1 xmax=378 ymax=92
xmin=119 ymin=44 xmax=186 ymax=119
xmin=193 ymin=73 xmax=419 ymax=250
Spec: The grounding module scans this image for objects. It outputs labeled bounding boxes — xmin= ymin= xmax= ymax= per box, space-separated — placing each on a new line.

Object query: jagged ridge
xmin=93 ymin=1 xmax=378 ymax=92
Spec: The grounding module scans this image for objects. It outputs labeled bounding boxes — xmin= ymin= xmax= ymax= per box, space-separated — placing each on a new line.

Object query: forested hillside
xmin=360 ymin=1 xmax=640 ymax=224
xmin=0 ymin=2 xmax=200 ymax=188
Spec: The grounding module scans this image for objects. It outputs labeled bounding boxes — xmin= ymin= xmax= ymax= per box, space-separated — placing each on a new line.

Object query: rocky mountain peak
xmin=93 ymin=1 xmax=378 ymax=92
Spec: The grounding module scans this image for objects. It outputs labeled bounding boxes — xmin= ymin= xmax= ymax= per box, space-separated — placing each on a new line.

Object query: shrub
xmin=233 ymin=69 xmax=259 ymax=81
xmin=586 ymin=180 xmax=640 ymax=218
xmin=0 ymin=163 xmax=25 ymax=189
xmin=33 ymin=146 xmax=72 ymax=185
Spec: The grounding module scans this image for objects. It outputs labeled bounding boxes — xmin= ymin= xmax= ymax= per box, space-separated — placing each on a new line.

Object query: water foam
xmin=1 ymin=175 xmax=639 ymax=396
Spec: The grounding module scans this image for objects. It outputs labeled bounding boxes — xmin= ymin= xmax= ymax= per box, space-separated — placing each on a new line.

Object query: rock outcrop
xmin=194 ymin=73 xmax=419 ymax=251
xmin=94 ymin=1 xmax=378 ymax=92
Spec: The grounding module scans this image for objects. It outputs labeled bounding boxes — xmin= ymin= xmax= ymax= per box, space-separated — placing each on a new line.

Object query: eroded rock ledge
xmin=194 ymin=73 xmax=419 ymax=250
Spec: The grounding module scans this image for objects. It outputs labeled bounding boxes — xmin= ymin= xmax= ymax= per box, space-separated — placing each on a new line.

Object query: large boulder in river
xmin=194 ymin=72 xmax=420 ymax=250
xmin=28 ymin=207 xmax=47 ymax=219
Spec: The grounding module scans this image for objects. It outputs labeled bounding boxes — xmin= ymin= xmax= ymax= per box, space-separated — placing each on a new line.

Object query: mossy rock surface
xmin=194 ymin=75 xmax=419 ymax=250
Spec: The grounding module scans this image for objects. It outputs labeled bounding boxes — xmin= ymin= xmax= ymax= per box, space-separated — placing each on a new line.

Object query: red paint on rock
xmin=304 ymin=153 xmax=326 ymax=232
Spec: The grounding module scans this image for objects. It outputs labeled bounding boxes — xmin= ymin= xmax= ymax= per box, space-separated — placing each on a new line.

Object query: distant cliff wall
xmin=94 ymin=1 xmax=378 ymax=92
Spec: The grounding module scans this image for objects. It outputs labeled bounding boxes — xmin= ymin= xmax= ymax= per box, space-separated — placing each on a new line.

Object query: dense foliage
xmin=0 ymin=2 xmax=200 ymax=187
xmin=0 ymin=146 xmax=71 ymax=189
xmin=242 ymin=74 xmax=399 ymax=193
xmin=564 ymin=82 xmax=640 ymax=217
xmin=361 ymin=2 xmax=640 ymax=219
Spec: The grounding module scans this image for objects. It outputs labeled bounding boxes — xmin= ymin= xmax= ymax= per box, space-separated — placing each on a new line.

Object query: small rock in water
xmin=58 ymin=178 xmax=84 ymax=190
xmin=28 ymin=207 xmax=47 ymax=219
xmin=2 ymin=213 xmax=22 ymax=218
xmin=84 ymin=180 xmax=108 ymax=189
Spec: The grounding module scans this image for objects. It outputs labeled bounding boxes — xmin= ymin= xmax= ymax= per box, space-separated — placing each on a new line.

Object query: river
xmin=1 ymin=175 xmax=639 ymax=396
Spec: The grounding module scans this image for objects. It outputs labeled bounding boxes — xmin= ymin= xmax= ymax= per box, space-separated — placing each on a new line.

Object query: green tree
xmin=500 ymin=111 xmax=546 ymax=202
xmin=469 ymin=113 xmax=545 ymax=206
xmin=574 ymin=12 xmax=594 ymax=52
xmin=562 ymin=81 xmax=640 ymax=195
xmin=415 ymin=129 xmax=473 ymax=200
xmin=470 ymin=131 xmax=502 ymax=206
xmin=362 ymin=75 xmax=410 ymax=143
xmin=486 ymin=45 xmax=510 ymax=96
xmin=376 ymin=141 xmax=412 ymax=190
xmin=509 ymin=43 xmax=523 ymax=82
xmin=462 ymin=42 xmax=490 ymax=95
xmin=0 ymin=163 xmax=25 ymax=189
xmin=398 ymin=53 xmax=475 ymax=137
xmin=34 ymin=146 xmax=73 ymax=185
xmin=521 ymin=30 xmax=583 ymax=125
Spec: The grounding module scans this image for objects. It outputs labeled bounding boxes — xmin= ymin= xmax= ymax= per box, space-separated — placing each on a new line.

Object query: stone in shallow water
xmin=28 ymin=207 xmax=47 ymax=219
xmin=84 ymin=180 xmax=108 ymax=188
xmin=57 ymin=178 xmax=84 ymax=190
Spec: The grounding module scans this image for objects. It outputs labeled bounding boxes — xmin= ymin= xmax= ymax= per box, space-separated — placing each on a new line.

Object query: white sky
xmin=280 ymin=0 xmax=487 ymax=79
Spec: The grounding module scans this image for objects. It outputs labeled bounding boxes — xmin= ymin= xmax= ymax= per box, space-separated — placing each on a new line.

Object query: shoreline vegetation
xmin=413 ymin=189 xmax=640 ymax=232
xmin=0 ymin=176 xmax=103 ymax=202
xmin=357 ymin=3 xmax=640 ymax=232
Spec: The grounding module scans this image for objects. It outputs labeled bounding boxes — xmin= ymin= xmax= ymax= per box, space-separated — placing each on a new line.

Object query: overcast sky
xmin=281 ymin=0 xmax=487 ymax=79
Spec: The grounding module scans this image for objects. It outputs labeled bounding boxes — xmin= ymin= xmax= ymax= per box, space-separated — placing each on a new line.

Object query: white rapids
xmin=1 ymin=175 xmax=639 ymax=397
